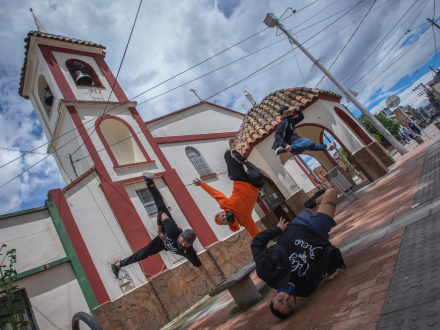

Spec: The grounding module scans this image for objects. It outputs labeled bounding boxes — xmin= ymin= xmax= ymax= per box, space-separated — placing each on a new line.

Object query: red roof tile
xmin=232 ymin=87 xmax=341 ymax=156
xmin=18 ymin=31 xmax=106 ymax=97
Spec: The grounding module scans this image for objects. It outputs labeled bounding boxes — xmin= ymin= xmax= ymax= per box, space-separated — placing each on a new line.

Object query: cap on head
xmin=181 ymin=229 xmax=197 ymax=245
xmin=215 ymin=213 xmax=224 ymax=225
xmin=278 ymin=106 xmax=289 ymax=116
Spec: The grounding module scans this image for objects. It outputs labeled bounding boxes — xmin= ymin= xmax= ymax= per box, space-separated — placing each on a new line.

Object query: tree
xmin=358 ymin=113 xmax=401 ymax=143
xmin=0 ymin=245 xmax=31 ymax=330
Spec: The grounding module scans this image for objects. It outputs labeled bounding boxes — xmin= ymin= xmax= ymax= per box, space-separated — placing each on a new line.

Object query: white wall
xmin=65 ymin=171 xmax=147 ymax=300
xmin=0 ymin=209 xmax=66 ymax=273
xmin=284 ymin=158 xmax=316 ymax=192
xmin=14 ymin=263 xmax=89 ymax=330
xmin=250 ymin=133 xmax=301 ymax=198
xmin=149 ymin=104 xmax=243 ymax=137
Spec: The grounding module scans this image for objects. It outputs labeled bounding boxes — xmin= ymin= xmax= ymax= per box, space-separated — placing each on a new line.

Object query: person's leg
xmin=315 ymin=188 xmax=338 ymax=218
xmin=290 ymin=138 xmax=326 ymax=155
xmin=243 ymin=160 xmax=264 ymax=188
xmin=118 ymin=236 xmax=165 ymax=268
xmin=145 ymin=175 xmax=172 ymax=219
xmin=224 ymin=150 xmax=250 ymax=183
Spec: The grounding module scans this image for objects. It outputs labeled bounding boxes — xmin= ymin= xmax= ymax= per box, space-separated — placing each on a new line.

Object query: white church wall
xmin=249 ymin=134 xmax=302 ymax=198
xmin=14 ymin=263 xmax=89 ymax=330
xmin=159 ymin=138 xmax=262 ymax=241
xmin=28 ymin=47 xmax=64 ymax=142
xmin=148 ymin=104 xmax=243 ymax=137
xmin=65 ymin=171 xmax=147 ymax=300
xmin=53 ymin=51 xmax=119 ymax=103
xmin=301 ymin=100 xmax=365 ymax=154
xmin=124 ymin=177 xmax=205 ymax=268
xmin=0 ymin=209 xmax=66 ymax=274
xmin=334 ymin=104 xmax=375 ymax=141
xmin=284 ymin=158 xmax=316 ymax=192
xmin=77 ymin=107 xmax=166 ymax=182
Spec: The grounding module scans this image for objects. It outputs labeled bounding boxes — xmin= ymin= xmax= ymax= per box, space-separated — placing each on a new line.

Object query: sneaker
xmin=142 ymin=172 xmax=154 ymax=183
xmin=110 ymin=263 xmax=120 ymax=279
xmin=230 ymin=150 xmax=247 ymax=163
xmin=304 ymin=189 xmax=326 ymax=208
xmin=275 ymin=147 xmax=287 ymax=155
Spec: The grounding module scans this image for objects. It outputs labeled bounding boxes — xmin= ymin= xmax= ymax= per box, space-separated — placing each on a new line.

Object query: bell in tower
xmin=44 ymin=85 xmax=54 ymax=106
xmin=72 ymin=61 xmax=93 ymax=86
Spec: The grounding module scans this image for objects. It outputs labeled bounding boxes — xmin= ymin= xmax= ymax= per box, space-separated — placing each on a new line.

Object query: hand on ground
xmin=193 ymin=178 xmax=202 ymax=186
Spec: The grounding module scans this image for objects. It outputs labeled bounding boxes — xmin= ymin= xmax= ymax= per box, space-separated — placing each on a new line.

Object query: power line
xmin=71 ymin=0 xmax=143 ymax=157
xmin=347 ymin=0 xmax=431 ymax=90
xmin=315 ymin=0 xmax=377 ymax=88
xmin=0 ymin=146 xmax=68 ymax=157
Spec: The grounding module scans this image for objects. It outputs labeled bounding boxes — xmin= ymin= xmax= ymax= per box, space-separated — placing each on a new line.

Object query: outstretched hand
xmin=193 ymin=178 xmax=202 ymax=186
xmin=277 ymin=217 xmax=289 ymax=233
xmin=285 ymin=145 xmax=292 ymax=152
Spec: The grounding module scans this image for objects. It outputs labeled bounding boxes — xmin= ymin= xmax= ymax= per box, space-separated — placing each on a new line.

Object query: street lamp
xmin=263 ymin=12 xmax=407 ymax=155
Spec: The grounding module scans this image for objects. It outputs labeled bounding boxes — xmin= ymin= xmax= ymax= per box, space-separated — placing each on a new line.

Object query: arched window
xmin=100 ymin=119 xmax=147 ymax=165
xmin=37 ymin=74 xmax=54 ymax=117
xmin=185 ymin=147 xmax=211 ymax=176
xmin=65 ymin=59 xmax=103 ymax=88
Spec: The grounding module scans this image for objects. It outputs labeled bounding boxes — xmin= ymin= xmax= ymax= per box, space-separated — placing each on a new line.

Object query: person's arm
xmin=157 ymin=224 xmax=166 ymax=244
xmin=195 ymin=180 xmax=227 ymax=207
xmin=198 ymin=264 xmax=224 ymax=287
xmin=291 ymin=108 xmax=304 ymax=125
xmin=251 ymin=217 xmax=288 ymax=259
xmin=242 ymin=219 xmax=260 ymax=238
xmin=273 ymin=121 xmax=288 ymax=149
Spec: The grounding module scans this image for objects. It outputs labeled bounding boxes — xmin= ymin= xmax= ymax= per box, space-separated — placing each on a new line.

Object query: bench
xmin=209 ymin=262 xmax=261 ymax=309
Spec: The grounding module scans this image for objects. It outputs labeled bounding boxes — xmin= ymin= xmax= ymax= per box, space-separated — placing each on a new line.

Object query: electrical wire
xmin=329 ymin=0 xmax=420 ymax=90
xmin=0 ymin=9 xmax=300 ymax=171
xmin=71 ymin=0 xmax=143 ymax=157
xmin=347 ymin=0 xmax=431 ymax=90
xmin=0 ymin=146 xmax=68 ymax=157
xmin=315 ymin=0 xmax=377 ymax=88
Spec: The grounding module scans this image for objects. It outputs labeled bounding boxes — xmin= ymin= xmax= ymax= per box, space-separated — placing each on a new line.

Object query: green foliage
xmin=0 ymin=244 xmax=30 ymax=330
xmin=358 ymin=114 xmax=401 ymax=143
xmin=339 ymin=148 xmax=351 ymax=164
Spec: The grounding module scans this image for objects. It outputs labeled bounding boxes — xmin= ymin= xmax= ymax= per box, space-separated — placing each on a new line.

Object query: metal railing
xmin=72 ymin=312 xmax=103 ymax=330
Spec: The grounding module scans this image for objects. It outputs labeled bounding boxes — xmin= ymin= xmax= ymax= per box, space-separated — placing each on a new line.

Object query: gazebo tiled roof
xmin=232 ymin=87 xmax=341 ymax=155
xmin=18 ymin=31 xmax=106 ymax=97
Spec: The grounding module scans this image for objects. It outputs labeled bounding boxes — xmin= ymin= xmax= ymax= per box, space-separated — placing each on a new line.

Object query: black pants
xmin=119 ymin=180 xmax=168 ymax=267
xmin=119 ymin=236 xmax=165 ymax=267
xmin=225 ymin=150 xmax=264 ymax=188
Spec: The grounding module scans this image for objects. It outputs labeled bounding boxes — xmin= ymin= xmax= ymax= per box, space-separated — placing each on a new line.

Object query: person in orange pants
xmin=193 ymin=150 xmax=264 ymax=238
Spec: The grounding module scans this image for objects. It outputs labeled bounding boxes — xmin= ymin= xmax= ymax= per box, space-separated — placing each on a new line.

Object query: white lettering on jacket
xmin=288 ymin=239 xmax=323 ymax=277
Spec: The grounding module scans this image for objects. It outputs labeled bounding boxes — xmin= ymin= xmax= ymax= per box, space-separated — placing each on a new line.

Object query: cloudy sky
xmin=0 ymin=0 xmax=439 ymax=213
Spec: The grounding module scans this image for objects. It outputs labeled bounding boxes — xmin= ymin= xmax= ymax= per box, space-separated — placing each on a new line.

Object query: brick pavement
xmin=329 ymin=133 xmax=437 ymax=248
xmin=160 ymin=130 xmax=440 ymax=330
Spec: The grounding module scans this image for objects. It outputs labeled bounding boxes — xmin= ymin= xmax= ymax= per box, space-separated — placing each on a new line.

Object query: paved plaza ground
xmin=161 ymin=124 xmax=440 ymax=330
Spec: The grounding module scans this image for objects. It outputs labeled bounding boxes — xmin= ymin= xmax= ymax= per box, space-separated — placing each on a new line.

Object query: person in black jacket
xmin=272 ymin=105 xmax=327 ymax=156
xmin=110 ymin=172 xmax=223 ymax=287
xmin=251 ymin=188 xmax=346 ymax=319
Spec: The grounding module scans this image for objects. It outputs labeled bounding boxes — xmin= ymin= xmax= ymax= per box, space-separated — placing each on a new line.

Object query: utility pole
xmin=263 ymin=12 xmax=408 ymax=155
xmin=427 ymin=18 xmax=440 ymax=30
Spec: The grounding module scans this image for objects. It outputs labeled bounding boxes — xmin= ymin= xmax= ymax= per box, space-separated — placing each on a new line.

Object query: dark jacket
xmin=251 ymin=225 xmax=346 ymax=297
xmin=271 ymin=110 xmax=305 ymax=150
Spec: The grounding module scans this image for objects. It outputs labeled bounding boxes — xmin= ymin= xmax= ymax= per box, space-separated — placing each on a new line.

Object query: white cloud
xmin=0 ymin=0 xmax=438 ymax=212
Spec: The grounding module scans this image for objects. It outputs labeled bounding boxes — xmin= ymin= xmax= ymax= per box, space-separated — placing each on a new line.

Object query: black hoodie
xmin=251 ymin=224 xmax=345 ymax=297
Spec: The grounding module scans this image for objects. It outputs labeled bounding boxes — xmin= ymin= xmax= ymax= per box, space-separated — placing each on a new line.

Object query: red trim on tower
xmin=154 ymin=132 xmax=238 ymax=144
xmin=129 ymin=107 xmax=172 ymax=170
xmin=94 ymin=114 xmax=153 ymax=167
xmin=292 ymin=156 xmax=318 ymax=186
xmin=48 ymin=188 xmax=110 ymax=305
xmin=66 ymin=106 xmax=165 ymax=278
xmin=39 ymin=45 xmax=75 ymax=100
xmin=94 ymin=55 xmax=128 ymax=102
xmin=333 ymin=106 xmax=373 ymax=145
